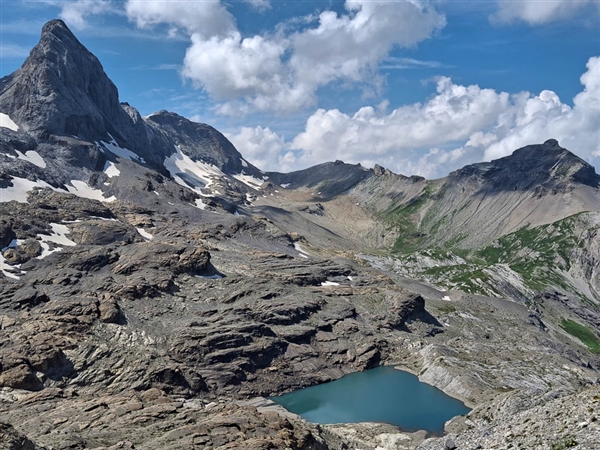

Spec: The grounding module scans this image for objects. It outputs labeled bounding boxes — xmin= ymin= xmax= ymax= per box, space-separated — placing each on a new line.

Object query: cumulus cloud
xmin=482 ymin=57 xmax=600 ymax=162
xmin=226 ymin=126 xmax=287 ymax=171
xmin=290 ymin=77 xmax=510 ymax=167
xmin=40 ymin=0 xmax=118 ymax=29
xmin=287 ymin=2 xmax=445 ymax=90
xmin=492 ymin=0 xmax=600 ymax=24
xmin=125 ymin=0 xmax=235 ymax=38
xmin=181 ymin=33 xmax=303 ymax=114
xmin=126 ymin=0 xmax=446 ymax=114
xmin=242 ymin=56 xmax=599 ymax=178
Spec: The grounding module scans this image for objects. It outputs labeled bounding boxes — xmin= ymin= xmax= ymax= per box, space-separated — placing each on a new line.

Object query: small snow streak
xmin=0 ymin=113 xmax=19 ymax=131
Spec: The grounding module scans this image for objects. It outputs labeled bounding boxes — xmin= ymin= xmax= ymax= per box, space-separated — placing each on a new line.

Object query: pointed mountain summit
xmin=0 ymin=19 xmax=135 ymax=141
xmin=0 ymin=18 xmax=264 ymax=203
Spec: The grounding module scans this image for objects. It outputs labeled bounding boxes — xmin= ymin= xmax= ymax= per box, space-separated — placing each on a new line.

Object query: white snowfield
xmin=136 ymin=228 xmax=153 ymax=240
xmin=67 ymin=180 xmax=116 ymax=203
xmin=0 ymin=176 xmax=117 ymax=204
xmin=294 ymin=242 xmax=310 ymax=258
xmin=0 ymin=113 xmax=19 ymax=131
xmin=103 ymin=161 xmax=120 ymax=178
xmin=98 ymin=134 xmax=145 ymax=163
xmin=0 ymin=253 xmax=22 ymax=279
xmin=232 ymin=172 xmax=264 ymax=189
xmin=16 ymin=150 xmax=46 ymax=168
xmin=37 ymin=223 xmax=77 ymax=260
xmin=195 ymin=198 xmax=207 ymax=210
xmin=321 ymin=281 xmax=340 ymax=286
xmin=0 ymin=223 xmax=79 ymax=278
xmin=0 ymin=177 xmax=56 ymax=203
xmin=164 ymin=145 xmax=224 ymax=194
xmin=0 ymin=239 xmax=25 ymax=279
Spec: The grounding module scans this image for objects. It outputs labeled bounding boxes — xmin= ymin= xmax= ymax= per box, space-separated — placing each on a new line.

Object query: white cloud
xmin=226 ymin=126 xmax=287 ymax=171
xmin=125 ymin=0 xmax=235 ymax=38
xmin=244 ymin=0 xmax=271 ymax=10
xmin=482 ymin=57 xmax=600 ymax=162
xmin=493 ymin=0 xmax=600 ymax=24
xmin=290 ymin=76 xmax=510 ymax=168
xmin=126 ymin=0 xmax=446 ymax=114
xmin=380 ymin=56 xmax=450 ymax=70
xmin=288 ymin=2 xmax=445 ymax=89
xmin=181 ymin=32 xmax=300 ymax=112
xmin=39 ymin=0 xmax=118 ymax=29
xmin=238 ymin=56 xmax=599 ymax=178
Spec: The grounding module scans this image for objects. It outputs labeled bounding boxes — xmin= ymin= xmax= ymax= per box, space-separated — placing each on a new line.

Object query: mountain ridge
xmin=1 ymin=19 xmax=600 ymax=450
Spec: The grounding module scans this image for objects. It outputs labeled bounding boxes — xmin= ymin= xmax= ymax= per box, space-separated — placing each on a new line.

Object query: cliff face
xmin=0 ymin=20 xmax=134 ymax=141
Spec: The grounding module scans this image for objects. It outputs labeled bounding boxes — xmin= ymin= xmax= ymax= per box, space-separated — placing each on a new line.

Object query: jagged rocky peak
xmin=146 ymin=110 xmax=261 ymax=176
xmin=0 ymin=19 xmax=138 ymax=143
xmin=450 ymin=139 xmax=600 ymax=190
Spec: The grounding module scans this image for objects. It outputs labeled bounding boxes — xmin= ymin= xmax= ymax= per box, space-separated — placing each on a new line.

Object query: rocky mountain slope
xmin=1 ymin=19 xmax=600 ymax=450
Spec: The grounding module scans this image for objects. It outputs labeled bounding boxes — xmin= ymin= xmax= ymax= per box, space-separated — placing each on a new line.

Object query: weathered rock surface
xmin=1 ymin=18 xmax=600 ymax=450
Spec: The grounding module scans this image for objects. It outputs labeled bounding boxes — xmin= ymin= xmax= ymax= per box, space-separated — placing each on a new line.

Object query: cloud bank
xmin=493 ymin=0 xmax=600 ymax=24
xmin=125 ymin=0 xmax=446 ymax=114
xmin=229 ymin=57 xmax=600 ymax=178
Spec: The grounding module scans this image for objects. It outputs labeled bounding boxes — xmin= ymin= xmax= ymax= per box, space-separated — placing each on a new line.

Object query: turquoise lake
xmin=270 ymin=366 xmax=471 ymax=433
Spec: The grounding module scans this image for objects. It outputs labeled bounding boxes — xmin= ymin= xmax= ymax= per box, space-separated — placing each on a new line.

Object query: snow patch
xmin=0 ymin=113 xmax=18 ymax=131
xmin=99 ymin=134 xmax=145 ymax=163
xmin=294 ymin=242 xmax=310 ymax=258
xmin=90 ymin=216 xmax=118 ymax=221
xmin=67 ymin=180 xmax=116 ymax=203
xmin=0 ymin=177 xmax=56 ymax=203
xmin=103 ymin=161 xmax=120 ymax=178
xmin=280 ymin=183 xmax=290 ymax=188
xmin=16 ymin=150 xmax=46 ymax=168
xmin=136 ymin=228 xmax=153 ymax=240
xmin=164 ymin=146 xmax=224 ymax=194
xmin=233 ymin=173 xmax=264 ymax=189
xmin=199 ymin=274 xmax=223 ymax=279
xmin=37 ymin=223 xmax=77 ymax=259
xmin=321 ymin=281 xmax=340 ymax=286
xmin=195 ymin=198 xmax=207 ymax=210
xmin=0 ymin=253 xmax=21 ymax=279
xmin=442 ymin=296 xmax=451 ymax=301
xmin=241 ymin=159 xmax=248 ymax=168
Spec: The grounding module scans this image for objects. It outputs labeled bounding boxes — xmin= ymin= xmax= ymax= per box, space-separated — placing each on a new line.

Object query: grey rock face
xmin=0 ymin=19 xmax=261 ymax=210
xmin=1 ymin=18 xmax=600 ymax=450
xmin=267 ymin=160 xmax=373 ymax=198
xmin=449 ymin=139 xmax=600 ymax=192
xmin=0 ymin=422 xmax=39 ymax=450
xmin=146 ymin=110 xmax=262 ymax=177
xmin=0 ymin=20 xmax=134 ymax=143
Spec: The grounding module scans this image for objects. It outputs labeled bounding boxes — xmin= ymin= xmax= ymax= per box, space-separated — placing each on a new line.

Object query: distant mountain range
xmin=1 ymin=19 xmax=600 ymax=450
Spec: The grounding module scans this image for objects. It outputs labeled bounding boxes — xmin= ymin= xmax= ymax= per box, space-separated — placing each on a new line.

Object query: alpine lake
xmin=270 ymin=366 xmax=471 ymax=434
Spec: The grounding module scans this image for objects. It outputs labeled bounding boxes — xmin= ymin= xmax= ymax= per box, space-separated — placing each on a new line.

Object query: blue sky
xmin=1 ymin=0 xmax=599 ymax=177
